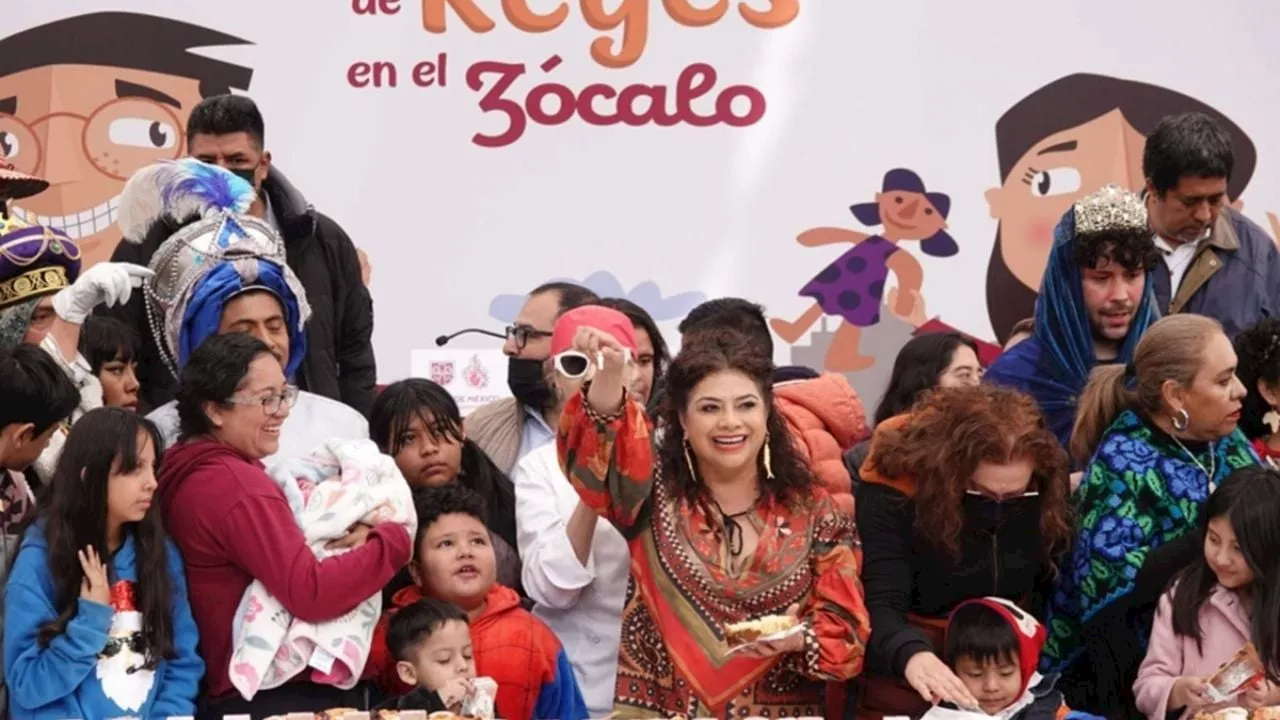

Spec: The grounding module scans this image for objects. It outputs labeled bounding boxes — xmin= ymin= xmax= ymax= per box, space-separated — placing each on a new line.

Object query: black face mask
xmin=228 ymin=166 xmax=258 ymax=188
xmin=507 ymin=356 xmax=553 ymax=410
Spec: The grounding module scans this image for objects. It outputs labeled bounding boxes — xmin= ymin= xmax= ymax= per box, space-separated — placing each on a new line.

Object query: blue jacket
xmin=3 ymin=524 xmax=203 ymax=719
xmin=1152 ymin=207 xmax=1280 ymax=339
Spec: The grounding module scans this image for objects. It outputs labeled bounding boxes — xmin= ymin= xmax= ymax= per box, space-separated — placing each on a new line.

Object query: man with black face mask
xmin=107 ymin=94 xmax=376 ymax=418
xmin=466 ymin=282 xmax=600 ymax=476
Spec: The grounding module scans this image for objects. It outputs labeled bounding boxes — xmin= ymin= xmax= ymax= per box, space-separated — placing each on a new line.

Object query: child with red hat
xmin=924 ymin=597 xmax=1101 ymax=720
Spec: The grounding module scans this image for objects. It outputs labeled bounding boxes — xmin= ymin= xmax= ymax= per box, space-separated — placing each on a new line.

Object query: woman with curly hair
xmin=556 ymin=324 xmax=869 ymax=718
xmin=854 ymin=384 xmax=1072 ymax=719
xmin=1233 ymin=317 xmax=1280 ymax=464
xmin=1042 ymin=314 xmax=1258 ymax=711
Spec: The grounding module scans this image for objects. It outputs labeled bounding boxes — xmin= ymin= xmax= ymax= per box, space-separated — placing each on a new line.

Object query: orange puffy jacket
xmin=774 ymin=373 xmax=868 ymax=517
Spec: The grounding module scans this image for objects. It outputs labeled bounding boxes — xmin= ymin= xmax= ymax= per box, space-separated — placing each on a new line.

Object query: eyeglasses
xmin=553 ymin=348 xmax=631 ymax=379
xmin=227 ymin=385 xmax=299 ymax=415
xmin=100 ymin=632 xmax=146 ymax=658
xmin=505 ymin=324 xmax=552 ymax=351
xmin=966 ymin=489 xmax=1039 ymax=502
xmin=0 ymin=99 xmax=185 ymax=181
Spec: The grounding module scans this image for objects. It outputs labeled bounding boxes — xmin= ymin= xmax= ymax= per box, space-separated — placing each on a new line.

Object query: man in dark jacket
xmin=108 ymin=95 xmax=376 ymax=416
xmin=1146 ymin=111 xmax=1280 ymax=338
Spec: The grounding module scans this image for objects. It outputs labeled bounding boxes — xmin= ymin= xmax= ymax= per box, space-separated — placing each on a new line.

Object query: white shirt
xmin=513 ymin=443 xmax=629 ymax=716
xmin=147 ymin=390 xmax=369 ymax=466
xmin=1155 ymin=234 xmax=1202 ymax=298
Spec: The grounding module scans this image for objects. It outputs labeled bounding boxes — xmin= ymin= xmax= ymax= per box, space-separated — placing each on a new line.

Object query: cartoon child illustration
xmin=0 ymin=12 xmax=253 ymax=268
xmin=982 ymin=73 xmax=1257 ymax=343
xmin=771 ymin=168 xmax=957 ymax=372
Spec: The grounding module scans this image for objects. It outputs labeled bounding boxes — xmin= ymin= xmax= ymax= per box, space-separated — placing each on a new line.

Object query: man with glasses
xmin=115 ymin=158 xmax=367 ymax=466
xmin=467 ymin=282 xmax=599 ymax=476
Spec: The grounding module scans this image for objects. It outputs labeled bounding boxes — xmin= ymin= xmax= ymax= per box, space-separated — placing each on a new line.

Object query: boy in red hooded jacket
xmin=923 ymin=597 xmax=1101 ymax=720
xmin=369 ymin=485 xmax=587 ymax=720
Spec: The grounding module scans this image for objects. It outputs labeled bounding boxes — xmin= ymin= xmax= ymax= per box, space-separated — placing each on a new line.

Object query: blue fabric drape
xmin=179 ymin=260 xmax=307 ymax=379
xmin=986 ymin=207 xmax=1158 ymax=447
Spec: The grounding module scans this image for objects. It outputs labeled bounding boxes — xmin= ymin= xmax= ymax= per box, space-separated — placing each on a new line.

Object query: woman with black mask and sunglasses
xmin=854 ymin=384 xmax=1072 ymax=719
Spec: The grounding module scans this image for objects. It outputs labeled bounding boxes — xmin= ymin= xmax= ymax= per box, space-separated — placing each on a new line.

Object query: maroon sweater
xmin=158 ymin=439 xmax=411 ymax=699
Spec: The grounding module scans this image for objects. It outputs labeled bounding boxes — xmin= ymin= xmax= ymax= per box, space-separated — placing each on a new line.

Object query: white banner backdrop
xmin=5 ymin=1 xmax=1280 ymax=407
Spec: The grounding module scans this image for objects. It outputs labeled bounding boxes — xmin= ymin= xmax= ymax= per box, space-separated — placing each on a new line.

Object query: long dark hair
xmin=370 ymin=379 xmax=518 ymax=550
xmin=658 ymin=328 xmax=815 ymax=510
xmin=15 ymin=407 xmax=174 ymax=664
xmin=1171 ymin=466 xmax=1280 ymax=673
xmin=874 ymin=332 xmax=978 ymax=426
xmin=1234 ymin=318 xmax=1280 ymax=440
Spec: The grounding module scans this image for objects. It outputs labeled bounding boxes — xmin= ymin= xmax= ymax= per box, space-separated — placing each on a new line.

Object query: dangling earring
xmin=1265 ymin=408 xmax=1280 ymax=435
xmin=1172 ymin=408 xmax=1190 ymax=432
xmin=683 ymin=438 xmax=698 ymax=481
xmin=762 ymin=433 xmax=775 ymax=480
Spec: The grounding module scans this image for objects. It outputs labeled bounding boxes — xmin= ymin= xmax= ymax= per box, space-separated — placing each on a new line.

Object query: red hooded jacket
xmin=158 ymin=439 xmax=412 ymax=700
xmin=369 ymin=584 xmax=575 ymax=720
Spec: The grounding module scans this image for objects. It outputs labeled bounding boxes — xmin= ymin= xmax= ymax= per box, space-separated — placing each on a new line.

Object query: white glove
xmin=51 ymin=262 xmax=153 ymax=325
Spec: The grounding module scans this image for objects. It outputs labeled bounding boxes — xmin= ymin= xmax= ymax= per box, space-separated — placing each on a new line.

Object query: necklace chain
xmin=1170 ymin=435 xmax=1216 ymax=491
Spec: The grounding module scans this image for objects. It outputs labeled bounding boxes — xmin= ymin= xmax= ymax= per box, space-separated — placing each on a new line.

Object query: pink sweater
xmin=1133 ymin=584 xmax=1253 ymax=720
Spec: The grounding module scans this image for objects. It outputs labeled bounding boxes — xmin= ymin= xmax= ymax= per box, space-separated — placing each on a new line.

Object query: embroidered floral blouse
xmin=558 ymin=392 xmax=870 ymax=718
xmin=1040 ymin=409 xmax=1258 ymax=673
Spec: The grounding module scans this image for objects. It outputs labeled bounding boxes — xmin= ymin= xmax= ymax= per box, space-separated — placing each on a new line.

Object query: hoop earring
xmin=1172 ymin=408 xmax=1190 ymax=432
xmin=762 ymin=433 xmax=775 ymax=480
xmin=683 ymin=438 xmax=698 ymax=480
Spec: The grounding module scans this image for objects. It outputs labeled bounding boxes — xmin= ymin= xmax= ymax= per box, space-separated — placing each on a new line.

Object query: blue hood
xmin=986 ymin=206 xmax=1158 ymax=447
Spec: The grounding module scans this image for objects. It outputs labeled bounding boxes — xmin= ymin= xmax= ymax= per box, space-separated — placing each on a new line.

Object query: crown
xmin=1073 ymin=184 xmax=1149 ymax=236
xmin=0 ymin=266 xmax=70 ymax=308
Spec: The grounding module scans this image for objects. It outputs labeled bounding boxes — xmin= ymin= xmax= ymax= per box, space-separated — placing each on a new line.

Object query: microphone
xmin=435 ymin=328 xmax=506 ymax=347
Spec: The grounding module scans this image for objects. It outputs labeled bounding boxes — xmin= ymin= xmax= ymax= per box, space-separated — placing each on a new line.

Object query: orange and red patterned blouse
xmin=558 ymin=391 xmax=870 ymax=718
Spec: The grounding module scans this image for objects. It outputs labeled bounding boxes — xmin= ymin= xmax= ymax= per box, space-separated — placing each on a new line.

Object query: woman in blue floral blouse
xmin=1042 ymin=314 xmax=1258 ymax=709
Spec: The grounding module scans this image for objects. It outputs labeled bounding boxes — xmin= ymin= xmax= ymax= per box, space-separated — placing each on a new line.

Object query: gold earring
xmin=763 ymin=433 xmax=774 ymax=479
xmin=1266 ymin=408 xmax=1280 ymax=435
xmin=684 ymin=438 xmax=698 ymax=480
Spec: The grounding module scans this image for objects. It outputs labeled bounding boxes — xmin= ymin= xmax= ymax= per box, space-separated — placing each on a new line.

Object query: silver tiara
xmin=1073 ymin=184 xmax=1149 ymax=236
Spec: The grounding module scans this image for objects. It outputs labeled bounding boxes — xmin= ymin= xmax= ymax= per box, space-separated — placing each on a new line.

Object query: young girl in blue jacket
xmin=3 ymin=407 xmax=203 ymax=719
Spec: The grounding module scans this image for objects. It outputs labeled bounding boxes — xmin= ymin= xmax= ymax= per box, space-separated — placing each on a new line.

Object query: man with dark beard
xmin=465 ymin=282 xmax=599 ymax=476
xmin=985 ymin=185 xmax=1160 ymax=452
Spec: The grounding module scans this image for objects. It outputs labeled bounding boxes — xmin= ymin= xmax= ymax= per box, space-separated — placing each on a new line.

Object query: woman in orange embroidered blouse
xmin=558 ymin=325 xmax=870 ymax=718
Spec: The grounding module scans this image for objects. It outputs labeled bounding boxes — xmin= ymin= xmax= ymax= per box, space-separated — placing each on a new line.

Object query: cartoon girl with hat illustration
xmin=771 ymin=168 xmax=958 ymax=372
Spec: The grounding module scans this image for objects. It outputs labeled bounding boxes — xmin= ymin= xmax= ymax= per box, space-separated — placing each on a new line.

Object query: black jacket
xmin=856 ymin=480 xmax=1055 ymax=679
xmin=108 ymin=168 xmax=376 ymax=416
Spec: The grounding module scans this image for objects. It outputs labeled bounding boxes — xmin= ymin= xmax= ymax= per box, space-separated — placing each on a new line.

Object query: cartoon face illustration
xmin=0 ymin=12 xmax=253 ymax=267
xmin=983 ymin=73 xmax=1257 ymax=343
xmin=96 ymin=580 xmax=154 ymax=712
xmin=874 ymin=189 xmax=949 ymax=239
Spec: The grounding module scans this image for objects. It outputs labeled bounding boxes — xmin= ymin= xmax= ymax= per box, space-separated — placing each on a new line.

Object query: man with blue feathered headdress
xmin=116 ymin=158 xmax=367 ymax=462
xmin=985 ymin=185 xmax=1161 ymax=457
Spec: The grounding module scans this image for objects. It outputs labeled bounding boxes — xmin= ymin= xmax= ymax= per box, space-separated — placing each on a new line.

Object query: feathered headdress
xmin=119 ymin=159 xmax=311 ymax=380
